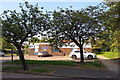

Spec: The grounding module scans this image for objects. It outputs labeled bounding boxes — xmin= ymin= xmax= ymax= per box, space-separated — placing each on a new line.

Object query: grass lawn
xmin=96 ymin=52 xmax=120 ymax=59
xmin=4 ymin=60 xmax=75 ymax=66
xmin=2 ymin=66 xmax=55 ymax=74
xmin=30 ymin=68 xmax=55 ymax=74
xmin=4 ymin=59 xmax=106 ymax=68
xmin=2 ymin=66 xmax=22 ymax=71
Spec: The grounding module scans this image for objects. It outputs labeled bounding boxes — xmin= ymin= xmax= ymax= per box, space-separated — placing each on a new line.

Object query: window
xmin=84 ymin=51 xmax=88 ymax=53
xmin=74 ymin=51 xmax=80 ymax=53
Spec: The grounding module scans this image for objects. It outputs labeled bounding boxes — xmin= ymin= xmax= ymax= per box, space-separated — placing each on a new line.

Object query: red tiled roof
xmin=62 ymin=40 xmax=67 ymax=42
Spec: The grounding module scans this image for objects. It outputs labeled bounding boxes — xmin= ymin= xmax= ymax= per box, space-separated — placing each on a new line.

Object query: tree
xmin=1 ymin=2 xmax=48 ymax=70
xmin=1 ymin=37 xmax=15 ymax=50
xmin=47 ymin=5 xmax=105 ymax=63
xmin=89 ymin=2 xmax=120 ymax=53
xmin=98 ymin=2 xmax=120 ymax=52
xmin=24 ymin=44 xmax=29 ymax=55
xmin=105 ymin=2 xmax=120 ymax=52
xmin=29 ymin=37 xmax=40 ymax=43
xmin=39 ymin=37 xmax=46 ymax=43
xmin=29 ymin=37 xmax=50 ymax=43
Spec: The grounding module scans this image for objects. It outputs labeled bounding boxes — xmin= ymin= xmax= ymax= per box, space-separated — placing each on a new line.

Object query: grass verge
xmin=2 ymin=66 xmax=55 ymax=74
xmin=30 ymin=68 xmax=55 ymax=74
xmin=2 ymin=66 xmax=22 ymax=71
xmin=4 ymin=59 xmax=105 ymax=68
xmin=4 ymin=60 xmax=75 ymax=66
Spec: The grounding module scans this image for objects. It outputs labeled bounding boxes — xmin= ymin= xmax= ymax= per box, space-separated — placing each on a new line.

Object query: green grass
xmin=30 ymin=68 xmax=55 ymax=74
xmin=5 ymin=53 xmax=18 ymax=56
xmin=4 ymin=60 xmax=105 ymax=68
xmin=96 ymin=52 xmax=120 ymax=59
xmin=111 ymin=58 xmax=120 ymax=64
xmin=2 ymin=66 xmax=55 ymax=74
xmin=2 ymin=66 xmax=22 ymax=71
xmin=5 ymin=60 xmax=75 ymax=66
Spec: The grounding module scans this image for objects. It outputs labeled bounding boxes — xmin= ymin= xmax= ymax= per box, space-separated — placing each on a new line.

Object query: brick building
xmin=28 ymin=42 xmax=92 ymax=56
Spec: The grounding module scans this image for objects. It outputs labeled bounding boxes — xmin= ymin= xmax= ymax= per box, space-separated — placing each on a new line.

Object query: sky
xmin=0 ymin=0 xmax=104 ymax=15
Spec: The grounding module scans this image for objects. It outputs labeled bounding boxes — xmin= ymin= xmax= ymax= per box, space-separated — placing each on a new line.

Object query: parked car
xmin=69 ymin=50 xmax=97 ymax=60
xmin=38 ymin=51 xmax=50 ymax=57
xmin=0 ymin=51 xmax=5 ymax=57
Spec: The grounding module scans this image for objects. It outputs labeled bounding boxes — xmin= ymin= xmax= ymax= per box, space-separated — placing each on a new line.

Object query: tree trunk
xmin=79 ymin=45 xmax=84 ymax=63
xmin=11 ymin=49 xmax=13 ymax=62
xmin=18 ymin=49 xmax=28 ymax=70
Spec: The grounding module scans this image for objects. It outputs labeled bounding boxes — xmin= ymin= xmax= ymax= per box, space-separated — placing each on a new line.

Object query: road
xmin=3 ymin=71 xmax=117 ymax=80
xmin=2 ymin=72 xmax=61 ymax=78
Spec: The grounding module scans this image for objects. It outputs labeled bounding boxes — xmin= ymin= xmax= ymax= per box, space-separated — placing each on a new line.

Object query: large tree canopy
xmin=93 ymin=2 xmax=120 ymax=52
xmin=104 ymin=2 xmax=120 ymax=52
xmin=1 ymin=2 xmax=48 ymax=70
xmin=47 ymin=3 xmax=106 ymax=62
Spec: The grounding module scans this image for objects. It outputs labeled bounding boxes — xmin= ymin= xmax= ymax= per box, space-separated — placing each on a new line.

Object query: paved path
xmin=97 ymin=55 xmax=118 ymax=74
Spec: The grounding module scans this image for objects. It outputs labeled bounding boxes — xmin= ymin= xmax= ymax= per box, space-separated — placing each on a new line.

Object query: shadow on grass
xmin=110 ymin=58 xmax=120 ymax=64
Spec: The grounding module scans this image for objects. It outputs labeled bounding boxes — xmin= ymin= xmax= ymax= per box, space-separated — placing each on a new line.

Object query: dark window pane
xmin=74 ymin=51 xmax=80 ymax=53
